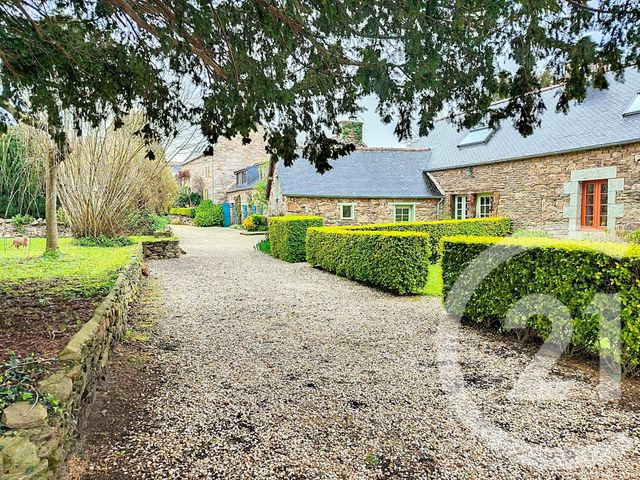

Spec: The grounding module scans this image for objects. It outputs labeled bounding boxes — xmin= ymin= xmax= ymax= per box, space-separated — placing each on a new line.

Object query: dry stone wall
xmin=0 ymin=252 xmax=143 ymax=479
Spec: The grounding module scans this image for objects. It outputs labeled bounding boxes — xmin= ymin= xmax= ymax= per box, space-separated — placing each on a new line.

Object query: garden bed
xmin=0 ymin=238 xmax=144 ymax=479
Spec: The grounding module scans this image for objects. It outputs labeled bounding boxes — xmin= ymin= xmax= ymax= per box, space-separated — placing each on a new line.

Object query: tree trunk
xmin=45 ymin=150 xmax=59 ymax=252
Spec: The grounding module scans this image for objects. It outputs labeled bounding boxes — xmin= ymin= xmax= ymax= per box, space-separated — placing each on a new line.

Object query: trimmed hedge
xmin=268 ymin=216 xmax=324 ymax=262
xmin=194 ymin=200 xmax=223 ymax=227
xmin=346 ymin=217 xmax=511 ymax=262
xmin=307 ymin=227 xmax=431 ymax=294
xmin=170 ymin=207 xmax=196 ymax=218
xmin=441 ymin=236 xmax=640 ymax=375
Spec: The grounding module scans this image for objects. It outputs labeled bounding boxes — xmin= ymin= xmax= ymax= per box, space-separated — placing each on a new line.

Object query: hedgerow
xmin=193 ymin=201 xmax=223 ymax=227
xmin=268 ymin=216 xmax=324 ymax=262
xmin=307 ymin=227 xmax=431 ymax=294
xmin=441 ymin=236 xmax=640 ymax=375
xmin=346 ymin=217 xmax=511 ymax=262
xmin=170 ymin=207 xmax=196 ymax=218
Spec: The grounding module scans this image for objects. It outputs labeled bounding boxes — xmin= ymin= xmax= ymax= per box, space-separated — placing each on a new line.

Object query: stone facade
xmin=429 ymin=142 xmax=640 ymax=237
xmin=0 ymin=253 xmax=143 ymax=480
xmin=269 ymin=192 xmax=439 ymax=225
xmin=0 ymin=218 xmax=71 ymax=239
xmin=180 ymin=130 xmax=268 ymax=204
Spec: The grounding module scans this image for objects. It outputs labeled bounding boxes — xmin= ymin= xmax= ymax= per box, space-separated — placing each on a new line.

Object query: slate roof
xmin=411 ymin=67 xmax=640 ymax=171
xmin=277 ymin=148 xmax=441 ymax=199
xmin=227 ymin=163 xmax=263 ymax=192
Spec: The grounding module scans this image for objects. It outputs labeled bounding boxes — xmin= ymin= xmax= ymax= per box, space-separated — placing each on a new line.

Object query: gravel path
xmin=93 ymin=226 xmax=640 ymax=479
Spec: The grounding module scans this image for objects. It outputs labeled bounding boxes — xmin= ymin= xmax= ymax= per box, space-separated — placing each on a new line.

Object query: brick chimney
xmin=339 ymin=119 xmax=365 ymax=147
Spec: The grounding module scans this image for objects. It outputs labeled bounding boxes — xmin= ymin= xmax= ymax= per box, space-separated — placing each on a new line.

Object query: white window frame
xmin=338 ymin=202 xmax=356 ymax=220
xmin=476 ymin=194 xmax=493 ymax=218
xmin=454 ymin=195 xmax=468 ymax=220
xmin=393 ymin=203 xmax=416 ymax=222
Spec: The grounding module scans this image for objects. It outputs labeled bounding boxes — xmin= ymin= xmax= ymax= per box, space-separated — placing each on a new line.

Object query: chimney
xmin=339 ymin=119 xmax=365 ymax=147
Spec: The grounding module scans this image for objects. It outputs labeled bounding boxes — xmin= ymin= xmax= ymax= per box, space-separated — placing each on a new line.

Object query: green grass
xmin=423 ymin=264 xmax=443 ymax=297
xmin=0 ymin=237 xmax=140 ymax=297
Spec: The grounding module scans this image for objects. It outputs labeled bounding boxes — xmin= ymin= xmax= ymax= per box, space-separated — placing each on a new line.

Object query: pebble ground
xmin=73 ymin=226 xmax=640 ymax=479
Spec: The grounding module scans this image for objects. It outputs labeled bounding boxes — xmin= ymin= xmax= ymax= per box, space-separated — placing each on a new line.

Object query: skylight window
xmin=457 ymin=126 xmax=495 ymax=148
xmin=623 ymin=93 xmax=640 ymax=117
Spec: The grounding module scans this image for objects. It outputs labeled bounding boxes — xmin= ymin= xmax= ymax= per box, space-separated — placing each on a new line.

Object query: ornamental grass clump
xmin=306 ymin=227 xmax=431 ymax=294
xmin=268 ymin=215 xmax=324 ymax=262
xmin=441 ymin=236 xmax=640 ymax=376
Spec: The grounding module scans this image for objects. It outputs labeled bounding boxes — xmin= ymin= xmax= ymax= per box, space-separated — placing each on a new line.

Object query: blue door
xmin=222 ymin=203 xmax=232 ymax=227
xmin=242 ymin=205 xmax=248 ymax=219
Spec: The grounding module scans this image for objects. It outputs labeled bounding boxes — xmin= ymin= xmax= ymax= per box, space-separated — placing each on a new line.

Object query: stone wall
xmin=142 ymin=240 xmax=183 ymax=260
xmin=0 ymin=218 xmax=71 ymax=238
xmin=0 ymin=253 xmax=143 ymax=479
xmin=169 ymin=214 xmax=195 ymax=226
xmin=429 ymin=142 xmax=640 ymax=237
xmin=271 ymin=195 xmax=439 ymax=225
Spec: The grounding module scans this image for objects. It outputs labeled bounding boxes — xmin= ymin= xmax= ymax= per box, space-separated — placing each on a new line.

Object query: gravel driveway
xmin=90 ymin=226 xmax=640 ymax=479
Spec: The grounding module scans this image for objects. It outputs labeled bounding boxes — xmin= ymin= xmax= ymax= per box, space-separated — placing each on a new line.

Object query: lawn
xmin=0 ymin=237 xmax=141 ymax=297
xmin=423 ymin=264 xmax=443 ymax=297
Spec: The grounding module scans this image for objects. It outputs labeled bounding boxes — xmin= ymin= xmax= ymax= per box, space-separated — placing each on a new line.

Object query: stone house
xmin=224 ymin=162 xmax=268 ymax=224
xmin=180 ymin=130 xmax=268 ymax=204
xmin=268 ymin=67 xmax=640 ymax=237
xmin=267 ymin=147 xmax=442 ymax=225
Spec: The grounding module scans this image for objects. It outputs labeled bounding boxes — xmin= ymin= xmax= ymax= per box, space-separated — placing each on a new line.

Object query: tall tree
xmin=1 ymin=1 xmax=639 ymax=248
xmin=0 ymin=2 xmax=184 ymax=250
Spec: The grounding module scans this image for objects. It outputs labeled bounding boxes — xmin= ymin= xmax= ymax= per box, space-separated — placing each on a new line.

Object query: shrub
xmin=175 ymin=189 xmax=201 ymax=207
xmin=11 ymin=213 xmax=33 ymax=226
xmin=624 ymin=228 xmax=640 ymax=244
xmin=269 ymin=216 xmax=324 ymax=262
xmin=170 ymin=207 xmax=196 ymax=218
xmin=194 ymin=200 xmax=223 ymax=227
xmin=441 ymin=236 xmax=640 ymax=375
xmin=512 ymin=229 xmax=550 ymax=238
xmin=73 ymin=235 xmax=135 ymax=247
xmin=345 ymin=217 xmax=511 ymax=262
xmin=243 ymin=214 xmax=268 ymax=232
xmin=255 ymin=238 xmax=271 ymax=254
xmin=307 ymin=227 xmax=431 ymax=294
xmin=130 ymin=212 xmax=170 ymax=235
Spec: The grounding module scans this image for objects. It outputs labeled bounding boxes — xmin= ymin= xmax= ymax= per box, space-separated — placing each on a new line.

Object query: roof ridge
xmin=355 ymin=146 xmax=430 ymax=152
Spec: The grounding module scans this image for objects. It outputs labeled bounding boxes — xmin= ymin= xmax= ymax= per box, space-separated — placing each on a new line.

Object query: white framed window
xmin=393 ymin=204 xmax=415 ymax=222
xmin=454 ymin=195 xmax=468 ymax=220
xmin=339 ymin=203 xmax=356 ymax=220
xmin=476 ymin=194 xmax=493 ymax=218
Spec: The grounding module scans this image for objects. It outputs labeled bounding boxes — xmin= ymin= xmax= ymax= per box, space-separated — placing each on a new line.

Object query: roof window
xmin=457 ymin=126 xmax=495 ymax=148
xmin=623 ymin=93 xmax=640 ymax=117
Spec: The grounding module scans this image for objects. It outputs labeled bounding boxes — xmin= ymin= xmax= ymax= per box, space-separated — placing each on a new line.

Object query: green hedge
xmin=307 ymin=227 xmax=431 ymax=294
xmin=346 ymin=217 xmax=511 ymax=262
xmin=170 ymin=207 xmax=196 ymax=218
xmin=441 ymin=236 xmax=640 ymax=375
xmin=193 ymin=201 xmax=223 ymax=227
xmin=268 ymin=216 xmax=324 ymax=262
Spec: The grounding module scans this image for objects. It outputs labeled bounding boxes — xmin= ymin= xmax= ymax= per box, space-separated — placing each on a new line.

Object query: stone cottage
xmin=180 ymin=129 xmax=268 ymax=204
xmin=267 ymin=147 xmax=442 ymax=225
xmin=224 ymin=162 xmax=268 ymax=223
xmin=267 ymin=67 xmax=640 ymax=237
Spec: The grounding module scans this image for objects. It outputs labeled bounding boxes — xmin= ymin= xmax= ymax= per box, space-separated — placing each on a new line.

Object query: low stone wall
xmin=169 ymin=214 xmax=194 ymax=226
xmin=0 ymin=251 xmax=143 ymax=479
xmin=142 ymin=239 xmax=183 ymax=260
xmin=0 ymin=218 xmax=71 ymax=238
